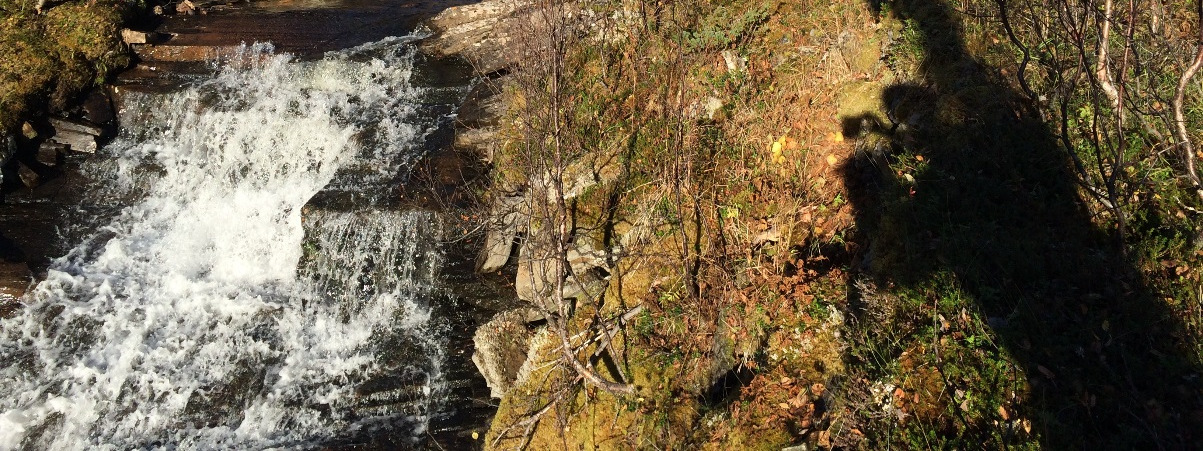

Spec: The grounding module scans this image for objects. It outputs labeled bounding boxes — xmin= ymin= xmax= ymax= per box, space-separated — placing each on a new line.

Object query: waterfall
xmin=0 ymin=36 xmax=456 ymax=449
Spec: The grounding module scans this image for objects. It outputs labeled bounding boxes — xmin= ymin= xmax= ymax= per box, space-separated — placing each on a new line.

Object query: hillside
xmin=465 ymin=0 xmax=1203 ymax=448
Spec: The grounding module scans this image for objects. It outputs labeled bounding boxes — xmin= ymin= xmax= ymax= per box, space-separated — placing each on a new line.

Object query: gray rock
xmin=36 ymin=142 xmax=65 ymax=167
xmin=472 ymin=307 xmax=544 ymax=398
xmin=515 ymin=238 xmax=610 ymax=315
xmin=721 ymin=50 xmax=747 ymax=73
xmin=420 ymin=0 xmax=531 ymax=75
xmin=50 ymin=129 xmax=97 ymax=154
xmin=477 ymin=194 xmax=526 ymax=273
xmin=49 ymin=117 xmax=103 ymax=137
xmin=17 ymin=163 xmax=40 ymax=188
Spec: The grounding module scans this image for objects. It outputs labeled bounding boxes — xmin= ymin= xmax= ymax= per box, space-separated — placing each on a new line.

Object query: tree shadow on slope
xmin=839 ymin=0 xmax=1202 ymax=447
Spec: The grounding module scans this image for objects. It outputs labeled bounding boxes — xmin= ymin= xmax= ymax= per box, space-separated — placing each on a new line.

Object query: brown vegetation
xmin=481 ymin=0 xmax=1203 ymax=448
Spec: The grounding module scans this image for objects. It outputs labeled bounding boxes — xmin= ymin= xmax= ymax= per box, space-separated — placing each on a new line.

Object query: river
xmin=0 ymin=19 xmax=494 ymax=449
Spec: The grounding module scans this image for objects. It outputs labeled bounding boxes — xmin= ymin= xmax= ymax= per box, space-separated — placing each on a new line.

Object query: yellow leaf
xmin=830 ymin=131 xmax=844 ymax=142
xmin=826 ymin=154 xmax=838 ymax=166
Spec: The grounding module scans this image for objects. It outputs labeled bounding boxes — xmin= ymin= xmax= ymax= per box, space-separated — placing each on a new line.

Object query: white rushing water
xmin=0 ymin=37 xmax=450 ymax=449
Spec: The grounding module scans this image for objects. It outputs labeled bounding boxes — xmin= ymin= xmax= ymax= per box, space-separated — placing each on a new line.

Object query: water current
xmin=0 ymin=36 xmax=469 ymax=449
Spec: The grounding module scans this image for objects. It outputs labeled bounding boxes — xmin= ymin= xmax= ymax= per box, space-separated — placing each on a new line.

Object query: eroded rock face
xmin=420 ymin=0 xmax=530 ymax=75
xmin=472 ymin=307 xmax=544 ymax=398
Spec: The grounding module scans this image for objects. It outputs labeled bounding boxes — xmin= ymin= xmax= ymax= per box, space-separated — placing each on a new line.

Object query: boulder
xmin=82 ymin=89 xmax=116 ymax=126
xmin=477 ymin=194 xmax=526 ymax=273
xmin=50 ymin=129 xmax=97 ymax=154
xmin=36 ymin=142 xmax=65 ymax=167
xmin=514 ymin=238 xmax=610 ymax=314
xmin=420 ymin=0 xmax=531 ymax=75
xmin=20 ymin=122 xmax=38 ymax=140
xmin=48 ymin=117 xmax=103 ymax=137
xmin=120 ymin=28 xmax=171 ymax=45
xmin=17 ymin=163 xmax=40 ymax=188
xmin=453 ymin=79 xmax=508 ymax=162
xmin=472 ymin=307 xmax=543 ymax=398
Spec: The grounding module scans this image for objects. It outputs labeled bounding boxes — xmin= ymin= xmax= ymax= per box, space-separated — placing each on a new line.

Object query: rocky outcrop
xmin=514 ymin=238 xmax=612 ymax=314
xmin=477 ymin=194 xmax=526 ymax=273
xmin=472 ymin=307 xmax=544 ymax=398
xmin=420 ymin=0 xmax=531 ymax=75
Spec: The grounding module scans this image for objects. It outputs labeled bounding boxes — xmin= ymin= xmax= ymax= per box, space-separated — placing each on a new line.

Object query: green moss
xmin=0 ymin=0 xmax=130 ymax=129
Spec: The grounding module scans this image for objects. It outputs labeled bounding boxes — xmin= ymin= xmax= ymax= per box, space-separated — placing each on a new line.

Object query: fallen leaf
xmin=998 ymin=405 xmax=1010 ymax=420
xmin=811 ymin=383 xmax=826 ymax=398
xmin=779 ymin=402 xmax=791 ymax=410
xmin=915 ymin=155 xmax=925 ymax=161
xmin=826 ymin=154 xmax=838 ymax=165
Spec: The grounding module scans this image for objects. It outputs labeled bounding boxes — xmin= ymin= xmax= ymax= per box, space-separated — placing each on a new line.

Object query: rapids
xmin=0 ymin=36 xmax=466 ymax=449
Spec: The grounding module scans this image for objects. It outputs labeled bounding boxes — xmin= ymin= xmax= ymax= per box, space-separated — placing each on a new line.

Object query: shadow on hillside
xmin=839 ymin=0 xmax=1202 ymax=447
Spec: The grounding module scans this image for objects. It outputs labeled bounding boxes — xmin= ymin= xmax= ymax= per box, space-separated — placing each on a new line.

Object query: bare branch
xmin=1173 ymin=1 xmax=1203 ymax=198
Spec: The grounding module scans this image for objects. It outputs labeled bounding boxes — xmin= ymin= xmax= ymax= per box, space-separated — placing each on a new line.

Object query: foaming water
xmin=0 ymin=37 xmax=451 ymax=449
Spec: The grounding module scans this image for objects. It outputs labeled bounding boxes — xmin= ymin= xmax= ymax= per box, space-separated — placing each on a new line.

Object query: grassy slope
xmin=487 ymin=0 xmax=1203 ymax=449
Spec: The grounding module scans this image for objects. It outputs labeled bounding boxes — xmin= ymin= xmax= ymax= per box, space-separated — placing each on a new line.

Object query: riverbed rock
xmin=0 ymin=261 xmax=31 ymax=300
xmin=50 ymin=129 xmax=97 ymax=154
xmin=121 ymin=28 xmax=171 ymax=45
xmin=17 ymin=163 xmax=40 ymax=188
xmin=48 ymin=117 xmax=103 ymax=137
xmin=472 ymin=307 xmax=543 ymax=398
xmin=420 ymin=0 xmax=531 ymax=75
xmin=132 ymin=44 xmax=244 ymax=63
xmin=37 ymin=142 xmax=65 ymax=167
